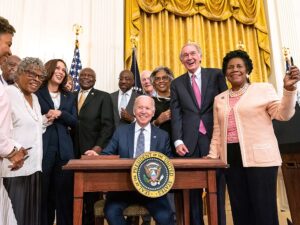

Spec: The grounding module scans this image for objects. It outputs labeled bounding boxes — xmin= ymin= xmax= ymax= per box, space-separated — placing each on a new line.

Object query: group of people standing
xmin=1 ymin=15 xmax=300 ymax=225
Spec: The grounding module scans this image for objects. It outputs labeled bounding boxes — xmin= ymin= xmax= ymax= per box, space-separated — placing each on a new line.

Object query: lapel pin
xmin=91 ymin=92 xmax=94 ymax=95
xmin=153 ymin=136 xmax=157 ymax=139
xmin=221 ymin=96 xmax=224 ymax=99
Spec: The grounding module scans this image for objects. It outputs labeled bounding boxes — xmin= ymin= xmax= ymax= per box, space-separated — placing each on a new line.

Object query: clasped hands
xmin=45 ymin=109 xmax=62 ymax=123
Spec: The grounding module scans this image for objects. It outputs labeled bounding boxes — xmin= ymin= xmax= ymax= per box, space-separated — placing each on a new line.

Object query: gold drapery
xmin=125 ymin=0 xmax=270 ymax=82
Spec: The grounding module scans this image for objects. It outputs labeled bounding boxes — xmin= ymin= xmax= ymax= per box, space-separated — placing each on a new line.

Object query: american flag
xmin=130 ymin=48 xmax=143 ymax=93
xmin=69 ymin=40 xmax=82 ymax=91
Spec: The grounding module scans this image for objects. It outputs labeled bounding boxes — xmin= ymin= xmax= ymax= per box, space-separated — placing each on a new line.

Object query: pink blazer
xmin=208 ymin=83 xmax=297 ymax=167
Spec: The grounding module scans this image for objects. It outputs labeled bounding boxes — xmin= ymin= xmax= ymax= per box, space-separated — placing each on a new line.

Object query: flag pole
xmin=70 ymin=24 xmax=83 ymax=91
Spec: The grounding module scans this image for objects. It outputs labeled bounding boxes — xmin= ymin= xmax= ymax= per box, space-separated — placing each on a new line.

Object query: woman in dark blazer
xmin=36 ymin=59 xmax=77 ymax=225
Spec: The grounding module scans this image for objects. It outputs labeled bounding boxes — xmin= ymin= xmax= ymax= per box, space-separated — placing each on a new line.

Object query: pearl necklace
xmin=14 ymin=84 xmax=39 ymax=121
xmin=50 ymin=91 xmax=60 ymax=99
xmin=229 ymin=83 xmax=249 ymax=98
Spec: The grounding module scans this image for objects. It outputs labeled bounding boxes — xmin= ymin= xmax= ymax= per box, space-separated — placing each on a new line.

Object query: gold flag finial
xmin=72 ymin=24 xmax=83 ymax=48
xmin=237 ymin=41 xmax=245 ymax=51
xmin=130 ymin=35 xmax=139 ymax=49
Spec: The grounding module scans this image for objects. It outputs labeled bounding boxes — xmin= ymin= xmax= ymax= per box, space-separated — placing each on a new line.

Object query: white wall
xmin=265 ymin=0 xmax=300 ymax=95
xmin=0 ymin=0 xmax=124 ymax=92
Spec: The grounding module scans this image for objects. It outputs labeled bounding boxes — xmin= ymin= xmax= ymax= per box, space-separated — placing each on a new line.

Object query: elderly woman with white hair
xmin=1 ymin=57 xmax=46 ymax=225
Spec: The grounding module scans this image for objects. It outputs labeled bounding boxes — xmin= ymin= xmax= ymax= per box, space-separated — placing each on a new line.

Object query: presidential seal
xmin=131 ymin=151 xmax=175 ymax=198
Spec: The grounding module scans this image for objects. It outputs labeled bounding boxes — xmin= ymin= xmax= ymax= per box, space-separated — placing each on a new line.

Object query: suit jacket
xmin=36 ymin=85 xmax=77 ymax=160
xmin=74 ymin=88 xmax=115 ymax=157
xmin=110 ymin=90 xmax=139 ymax=127
xmin=101 ymin=123 xmax=172 ymax=158
xmin=208 ymin=83 xmax=296 ymax=167
xmin=170 ymin=68 xmax=227 ymax=155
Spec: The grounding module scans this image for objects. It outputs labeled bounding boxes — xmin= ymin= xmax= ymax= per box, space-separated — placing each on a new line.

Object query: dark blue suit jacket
xmin=102 ymin=123 xmax=172 ymax=158
xmin=36 ymin=85 xmax=77 ymax=160
xmin=170 ymin=68 xmax=227 ymax=156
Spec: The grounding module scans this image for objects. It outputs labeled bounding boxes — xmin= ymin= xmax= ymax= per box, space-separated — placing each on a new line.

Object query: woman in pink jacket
xmin=207 ymin=50 xmax=300 ymax=225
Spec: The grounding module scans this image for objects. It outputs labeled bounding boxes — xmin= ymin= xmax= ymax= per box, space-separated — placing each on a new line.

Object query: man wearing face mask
xmin=0 ymin=55 xmax=21 ymax=85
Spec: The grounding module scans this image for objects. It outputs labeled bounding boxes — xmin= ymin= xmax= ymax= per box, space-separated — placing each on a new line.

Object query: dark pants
xmin=41 ymin=132 xmax=74 ymax=225
xmin=82 ymin=192 xmax=101 ymax=225
xmin=104 ymin=192 xmax=175 ymax=225
xmin=3 ymin=172 xmax=42 ymax=225
xmin=187 ymin=133 xmax=226 ymax=225
xmin=225 ymin=143 xmax=279 ymax=225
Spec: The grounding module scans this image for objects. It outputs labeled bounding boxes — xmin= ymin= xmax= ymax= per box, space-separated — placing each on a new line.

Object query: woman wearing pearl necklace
xmin=206 ymin=50 xmax=300 ymax=225
xmin=1 ymin=57 xmax=45 ymax=225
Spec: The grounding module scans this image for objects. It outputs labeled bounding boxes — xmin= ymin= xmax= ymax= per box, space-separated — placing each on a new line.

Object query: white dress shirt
xmin=133 ymin=123 xmax=151 ymax=158
xmin=118 ymin=88 xmax=133 ymax=111
xmin=0 ymin=85 xmax=43 ymax=177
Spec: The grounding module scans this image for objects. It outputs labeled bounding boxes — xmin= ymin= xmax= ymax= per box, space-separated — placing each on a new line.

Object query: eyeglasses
xmin=153 ymin=76 xmax=169 ymax=83
xmin=24 ymin=70 xmax=45 ymax=82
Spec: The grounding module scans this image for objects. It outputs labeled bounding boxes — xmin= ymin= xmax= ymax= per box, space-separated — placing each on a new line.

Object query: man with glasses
xmin=0 ymin=55 xmax=21 ymax=85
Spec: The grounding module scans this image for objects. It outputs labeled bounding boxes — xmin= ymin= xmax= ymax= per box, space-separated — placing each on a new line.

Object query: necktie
xmin=191 ymin=75 xmax=207 ymax=134
xmin=78 ymin=90 xmax=87 ymax=112
xmin=119 ymin=92 xmax=127 ymax=114
xmin=135 ymin=128 xmax=145 ymax=158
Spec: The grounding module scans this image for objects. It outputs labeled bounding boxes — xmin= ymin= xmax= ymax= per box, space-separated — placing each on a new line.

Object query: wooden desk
xmin=64 ymin=158 xmax=226 ymax=225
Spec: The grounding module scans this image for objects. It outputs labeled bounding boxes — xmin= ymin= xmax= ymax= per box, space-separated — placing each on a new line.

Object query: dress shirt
xmin=133 ymin=123 xmax=151 ymax=158
xmin=0 ymin=85 xmax=43 ymax=177
xmin=78 ymin=88 xmax=92 ymax=103
xmin=118 ymin=88 xmax=133 ymax=110
xmin=188 ymin=67 xmax=202 ymax=92
xmin=49 ymin=91 xmax=61 ymax=110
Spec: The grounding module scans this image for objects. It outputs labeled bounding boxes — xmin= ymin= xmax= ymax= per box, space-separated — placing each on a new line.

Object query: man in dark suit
xmin=170 ymin=43 xmax=227 ymax=225
xmin=86 ymin=95 xmax=175 ymax=225
xmin=111 ymin=70 xmax=139 ymax=127
xmin=74 ymin=67 xmax=115 ymax=225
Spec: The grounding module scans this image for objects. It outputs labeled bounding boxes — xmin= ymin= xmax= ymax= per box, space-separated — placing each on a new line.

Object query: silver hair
xmin=17 ymin=57 xmax=45 ymax=76
xmin=150 ymin=66 xmax=174 ymax=84
xmin=133 ymin=95 xmax=156 ymax=113
xmin=179 ymin=42 xmax=202 ymax=60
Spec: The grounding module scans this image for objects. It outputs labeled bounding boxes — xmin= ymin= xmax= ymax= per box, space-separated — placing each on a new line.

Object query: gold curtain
xmin=125 ymin=0 xmax=270 ymax=82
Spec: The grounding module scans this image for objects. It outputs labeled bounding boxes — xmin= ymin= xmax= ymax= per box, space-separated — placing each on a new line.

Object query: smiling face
xmin=0 ymin=33 xmax=13 ymax=60
xmin=118 ymin=70 xmax=134 ymax=93
xmin=153 ymin=70 xmax=171 ymax=95
xmin=225 ymin=57 xmax=248 ymax=90
xmin=134 ymin=96 xmax=155 ymax=127
xmin=50 ymin=61 xmax=66 ymax=85
xmin=79 ymin=68 xmax=96 ymax=90
xmin=1 ymin=55 xmax=21 ymax=84
xmin=17 ymin=66 xmax=43 ymax=95
xmin=180 ymin=44 xmax=202 ymax=74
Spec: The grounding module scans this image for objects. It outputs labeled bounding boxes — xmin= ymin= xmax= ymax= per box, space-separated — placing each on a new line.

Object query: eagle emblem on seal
xmin=143 ymin=162 xmax=164 ymax=186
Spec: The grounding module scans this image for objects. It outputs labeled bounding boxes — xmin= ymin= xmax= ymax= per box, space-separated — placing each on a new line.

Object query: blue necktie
xmin=135 ymin=128 xmax=145 ymax=158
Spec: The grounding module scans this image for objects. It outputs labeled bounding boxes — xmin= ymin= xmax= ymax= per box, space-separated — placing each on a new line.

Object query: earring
xmin=246 ymin=74 xmax=250 ymax=79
